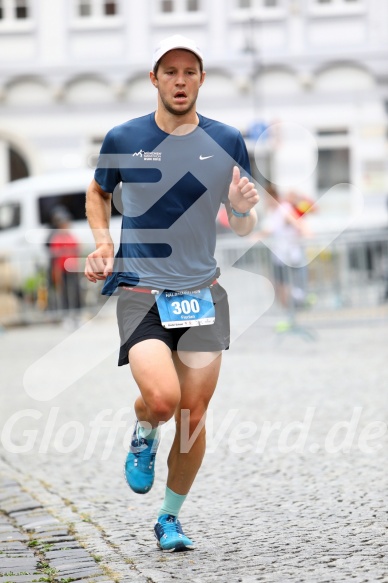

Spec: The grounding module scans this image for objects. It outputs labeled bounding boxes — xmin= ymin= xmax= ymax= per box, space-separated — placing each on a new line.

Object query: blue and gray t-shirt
xmin=94 ymin=112 xmax=251 ymax=294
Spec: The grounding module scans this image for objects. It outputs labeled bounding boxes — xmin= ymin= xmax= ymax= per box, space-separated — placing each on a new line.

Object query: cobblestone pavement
xmin=0 ymin=302 xmax=387 ymax=583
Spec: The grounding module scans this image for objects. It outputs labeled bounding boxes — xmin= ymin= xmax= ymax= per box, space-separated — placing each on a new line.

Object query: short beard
xmin=159 ymin=94 xmax=198 ymax=117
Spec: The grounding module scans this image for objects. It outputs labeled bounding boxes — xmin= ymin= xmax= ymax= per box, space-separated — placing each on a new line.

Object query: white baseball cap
xmin=152 ymin=35 xmax=203 ymax=70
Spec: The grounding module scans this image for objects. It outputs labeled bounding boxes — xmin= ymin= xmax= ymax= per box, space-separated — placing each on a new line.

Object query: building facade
xmin=0 ymin=0 xmax=388 ymax=225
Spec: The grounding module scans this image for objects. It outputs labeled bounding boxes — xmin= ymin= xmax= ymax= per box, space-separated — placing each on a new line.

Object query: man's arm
xmin=226 ymin=166 xmax=259 ymax=236
xmin=84 ymin=178 xmax=115 ymax=283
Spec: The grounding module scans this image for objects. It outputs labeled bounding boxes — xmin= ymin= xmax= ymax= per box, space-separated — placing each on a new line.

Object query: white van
xmin=0 ymin=169 xmax=122 ymax=287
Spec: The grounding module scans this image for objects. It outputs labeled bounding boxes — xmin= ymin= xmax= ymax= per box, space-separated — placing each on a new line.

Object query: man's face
xmin=151 ymin=49 xmax=205 ymax=117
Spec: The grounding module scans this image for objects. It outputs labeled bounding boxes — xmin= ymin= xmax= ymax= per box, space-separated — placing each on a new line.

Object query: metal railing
xmin=0 ymin=229 xmax=387 ymax=327
xmin=215 ymin=227 xmax=388 ymax=325
xmin=0 ymin=247 xmax=107 ymax=327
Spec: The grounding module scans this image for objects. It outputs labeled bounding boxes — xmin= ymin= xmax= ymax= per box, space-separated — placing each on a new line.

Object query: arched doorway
xmin=0 ymin=140 xmax=30 ymax=185
xmin=9 ymin=146 xmax=29 ymax=181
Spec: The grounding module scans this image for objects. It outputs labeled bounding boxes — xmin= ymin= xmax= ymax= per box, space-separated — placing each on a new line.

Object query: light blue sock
xmin=137 ymin=422 xmax=159 ymax=440
xmin=158 ymin=486 xmax=187 ymax=519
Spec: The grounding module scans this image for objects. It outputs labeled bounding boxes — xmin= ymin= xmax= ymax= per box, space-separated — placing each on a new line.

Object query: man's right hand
xmin=85 ymin=243 xmax=114 ymax=283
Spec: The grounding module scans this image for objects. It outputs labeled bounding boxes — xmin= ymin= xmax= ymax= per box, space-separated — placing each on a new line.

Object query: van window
xmin=38 ymin=192 xmax=87 ymax=225
xmin=0 ymin=202 xmax=21 ymax=230
xmin=38 ymin=191 xmax=121 ymax=225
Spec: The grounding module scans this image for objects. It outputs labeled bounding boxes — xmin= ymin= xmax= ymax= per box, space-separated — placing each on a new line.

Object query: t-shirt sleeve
xmin=221 ymin=131 xmax=252 ymax=204
xmin=94 ymin=129 xmax=121 ymax=194
xmin=234 ymin=131 xmax=251 ymax=177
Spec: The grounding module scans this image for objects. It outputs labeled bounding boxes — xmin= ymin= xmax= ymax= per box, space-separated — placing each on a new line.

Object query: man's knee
xmin=147 ymin=392 xmax=180 ymax=422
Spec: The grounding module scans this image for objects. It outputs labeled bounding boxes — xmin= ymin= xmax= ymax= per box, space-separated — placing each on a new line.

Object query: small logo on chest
xmin=132 ymin=149 xmax=162 ymax=162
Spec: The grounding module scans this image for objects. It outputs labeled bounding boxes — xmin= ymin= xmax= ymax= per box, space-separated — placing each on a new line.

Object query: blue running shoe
xmin=154 ymin=514 xmax=195 ymax=552
xmin=124 ymin=421 xmax=159 ymax=494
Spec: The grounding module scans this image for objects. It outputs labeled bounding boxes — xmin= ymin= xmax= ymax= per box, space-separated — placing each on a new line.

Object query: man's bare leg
xmin=152 ymin=351 xmax=222 ymax=550
xmin=167 ymin=351 xmax=222 ymax=495
xmin=128 ymin=339 xmax=181 ymax=428
xmin=124 ymin=339 xmax=180 ymax=494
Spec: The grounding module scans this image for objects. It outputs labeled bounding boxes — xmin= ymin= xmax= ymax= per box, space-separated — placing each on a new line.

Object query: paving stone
xmin=36 ymin=536 xmax=77 ymax=544
xmin=75 ymin=579 xmax=114 ymax=583
xmin=45 ymin=548 xmax=91 ymax=560
xmin=50 ymin=557 xmax=97 ymax=568
xmin=55 ymin=565 xmax=103 ymax=577
xmin=0 ymin=531 xmax=29 ymax=543
xmin=0 ymin=577 xmax=41 ymax=583
xmin=0 ymin=557 xmax=37 ymax=569
xmin=44 ymin=541 xmax=80 ymax=551
xmin=2 ymin=501 xmax=42 ymax=514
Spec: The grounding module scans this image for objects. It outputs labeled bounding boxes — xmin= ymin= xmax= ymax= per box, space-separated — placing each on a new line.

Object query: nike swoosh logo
xmin=199 ymin=155 xmax=214 ymax=160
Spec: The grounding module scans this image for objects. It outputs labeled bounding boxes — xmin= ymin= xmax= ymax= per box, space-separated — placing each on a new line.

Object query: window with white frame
xmin=0 ymin=0 xmax=31 ymax=21
xmin=158 ymin=0 xmax=202 ymax=14
xmin=238 ymin=0 xmax=251 ymax=7
xmin=237 ymin=0 xmax=281 ymax=9
xmin=186 ymin=0 xmax=200 ymax=11
xmin=317 ymin=147 xmax=350 ymax=191
xmin=75 ymin=0 xmax=118 ymax=18
xmin=15 ymin=0 xmax=28 ymax=18
xmin=78 ymin=0 xmax=91 ymax=17
xmin=313 ymin=0 xmax=362 ymax=6
xmin=104 ymin=0 xmax=117 ymax=15
xmin=310 ymin=0 xmax=364 ymax=16
xmin=160 ymin=0 xmax=173 ymax=12
xmin=233 ymin=0 xmax=284 ymax=22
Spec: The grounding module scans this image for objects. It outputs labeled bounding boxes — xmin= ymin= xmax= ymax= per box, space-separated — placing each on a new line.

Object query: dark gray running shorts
xmin=116 ymin=282 xmax=230 ymax=366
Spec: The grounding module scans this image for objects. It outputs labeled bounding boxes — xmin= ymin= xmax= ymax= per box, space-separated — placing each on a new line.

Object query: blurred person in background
xmin=47 ymin=207 xmax=82 ymax=318
xmin=257 ymin=183 xmax=311 ymax=316
xmin=384 ymin=193 xmax=388 ymax=301
xmin=285 ymin=189 xmax=317 ymax=219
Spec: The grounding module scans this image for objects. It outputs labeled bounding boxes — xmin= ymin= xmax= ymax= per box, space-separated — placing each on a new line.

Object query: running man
xmin=85 ymin=35 xmax=259 ymax=552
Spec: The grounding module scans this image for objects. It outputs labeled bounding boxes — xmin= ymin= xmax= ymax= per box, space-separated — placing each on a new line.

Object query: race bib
xmin=156 ymin=288 xmax=215 ymax=329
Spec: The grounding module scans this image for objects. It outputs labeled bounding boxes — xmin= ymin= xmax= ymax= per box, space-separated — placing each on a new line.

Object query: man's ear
xmin=150 ymin=71 xmax=158 ymax=88
xmin=199 ymin=71 xmax=206 ymax=87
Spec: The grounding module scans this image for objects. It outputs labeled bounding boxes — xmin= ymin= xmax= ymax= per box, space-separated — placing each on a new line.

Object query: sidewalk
xmin=0 ymin=470 xmax=112 ymax=583
xmin=0 ymin=314 xmax=387 ymax=582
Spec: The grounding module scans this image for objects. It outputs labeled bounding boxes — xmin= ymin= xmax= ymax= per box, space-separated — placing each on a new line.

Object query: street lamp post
xmin=245 ymin=15 xmax=260 ymax=122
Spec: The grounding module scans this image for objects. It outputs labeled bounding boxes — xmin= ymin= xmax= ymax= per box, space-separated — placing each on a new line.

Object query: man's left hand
xmin=228 ymin=166 xmax=260 ymax=213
